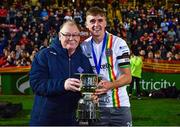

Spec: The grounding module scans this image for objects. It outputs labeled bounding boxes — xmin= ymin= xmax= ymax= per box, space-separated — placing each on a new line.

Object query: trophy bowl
xmin=80 ymin=73 xmax=98 ymax=94
xmin=75 ymin=73 xmax=101 ymax=125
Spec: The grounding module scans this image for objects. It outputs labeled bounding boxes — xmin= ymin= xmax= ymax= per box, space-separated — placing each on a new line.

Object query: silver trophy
xmin=76 ymin=73 xmax=101 ymax=125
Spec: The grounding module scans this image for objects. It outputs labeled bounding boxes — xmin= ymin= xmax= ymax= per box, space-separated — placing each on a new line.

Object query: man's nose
xmin=68 ymin=35 xmax=74 ymax=40
xmin=94 ymin=21 xmax=99 ymax=26
xmin=68 ymin=36 xmax=72 ymax=40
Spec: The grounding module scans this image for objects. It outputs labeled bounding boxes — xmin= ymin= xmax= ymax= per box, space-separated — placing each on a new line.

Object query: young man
xmin=81 ymin=7 xmax=132 ymax=126
xmin=29 ymin=20 xmax=93 ymax=126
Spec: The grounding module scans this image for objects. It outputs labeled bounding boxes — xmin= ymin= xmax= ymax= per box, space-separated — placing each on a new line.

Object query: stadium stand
xmin=0 ymin=0 xmax=179 ymax=69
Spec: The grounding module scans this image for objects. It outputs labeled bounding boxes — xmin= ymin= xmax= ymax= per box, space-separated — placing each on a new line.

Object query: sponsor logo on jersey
xmin=105 ymin=48 xmax=112 ymax=56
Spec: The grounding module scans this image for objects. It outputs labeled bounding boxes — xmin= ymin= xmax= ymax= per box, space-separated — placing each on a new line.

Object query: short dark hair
xmin=133 ymin=49 xmax=140 ymax=56
xmin=86 ymin=6 xmax=106 ymax=17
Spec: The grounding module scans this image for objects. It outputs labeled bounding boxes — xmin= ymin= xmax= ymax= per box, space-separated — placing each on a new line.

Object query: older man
xmin=29 ymin=20 xmax=93 ymax=126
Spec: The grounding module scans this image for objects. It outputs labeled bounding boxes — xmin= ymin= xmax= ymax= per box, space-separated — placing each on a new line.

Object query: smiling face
xmin=86 ymin=15 xmax=106 ymax=38
xmin=85 ymin=7 xmax=107 ymax=43
xmin=59 ymin=20 xmax=80 ymax=55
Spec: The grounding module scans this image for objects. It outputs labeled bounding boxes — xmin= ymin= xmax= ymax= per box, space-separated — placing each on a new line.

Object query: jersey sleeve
xmin=114 ymin=38 xmax=130 ymax=68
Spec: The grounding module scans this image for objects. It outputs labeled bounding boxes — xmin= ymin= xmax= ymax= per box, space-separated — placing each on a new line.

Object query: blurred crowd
xmin=0 ymin=0 xmax=179 ymax=67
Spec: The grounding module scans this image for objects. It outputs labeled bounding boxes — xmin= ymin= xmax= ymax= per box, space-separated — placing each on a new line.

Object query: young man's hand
xmin=95 ymin=80 xmax=113 ymax=95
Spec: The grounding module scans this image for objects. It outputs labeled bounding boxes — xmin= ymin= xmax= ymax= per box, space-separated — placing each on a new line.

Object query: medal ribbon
xmin=91 ymin=33 xmax=107 ymax=74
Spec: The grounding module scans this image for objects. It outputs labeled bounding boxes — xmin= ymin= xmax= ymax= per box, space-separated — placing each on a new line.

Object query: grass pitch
xmin=0 ymin=95 xmax=179 ymax=126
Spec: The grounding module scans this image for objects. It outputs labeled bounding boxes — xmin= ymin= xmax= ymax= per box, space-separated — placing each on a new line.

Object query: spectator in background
xmin=0 ymin=47 xmax=9 ymax=67
xmin=165 ymin=51 xmax=174 ymax=61
xmin=29 ymin=50 xmax=37 ymax=62
xmin=154 ymin=50 xmax=161 ymax=60
xmin=8 ymin=7 xmax=16 ymax=24
xmin=129 ymin=50 xmax=143 ymax=99
xmin=0 ymin=32 xmax=8 ymax=56
xmin=30 ymin=0 xmax=38 ymax=10
xmin=176 ymin=24 xmax=180 ymax=41
xmin=0 ymin=5 xmax=8 ymax=23
xmin=160 ymin=18 xmax=169 ymax=34
xmin=19 ymin=33 xmax=29 ymax=46
xmin=8 ymin=28 xmax=20 ymax=51
xmin=29 ymin=20 xmax=93 ymax=126
xmin=39 ymin=38 xmax=49 ymax=50
xmin=159 ymin=44 xmax=167 ymax=59
xmin=167 ymin=27 xmax=176 ymax=44
xmin=139 ymin=49 xmax=146 ymax=59
xmin=147 ymin=51 xmax=154 ymax=59
xmin=174 ymin=53 xmax=180 ymax=61
xmin=40 ymin=8 xmax=48 ymax=20
xmin=145 ymin=51 xmax=154 ymax=63
xmin=64 ymin=8 xmax=73 ymax=21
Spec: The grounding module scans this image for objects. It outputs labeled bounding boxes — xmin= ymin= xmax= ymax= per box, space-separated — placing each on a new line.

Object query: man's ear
xmin=105 ymin=20 xmax=107 ymax=27
xmin=59 ymin=32 xmax=61 ymax=38
xmin=85 ymin=21 xmax=88 ymax=29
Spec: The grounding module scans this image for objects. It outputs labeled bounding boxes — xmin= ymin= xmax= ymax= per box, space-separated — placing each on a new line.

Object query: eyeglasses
xmin=60 ymin=32 xmax=80 ymax=39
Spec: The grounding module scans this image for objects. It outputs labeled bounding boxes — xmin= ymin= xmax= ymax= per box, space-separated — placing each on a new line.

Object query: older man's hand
xmin=64 ymin=78 xmax=81 ymax=92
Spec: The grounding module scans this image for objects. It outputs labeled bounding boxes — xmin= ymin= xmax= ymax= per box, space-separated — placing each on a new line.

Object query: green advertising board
xmin=0 ymin=73 xmax=32 ymax=95
xmin=0 ymin=71 xmax=179 ymax=95
xmin=140 ymin=72 xmax=180 ymax=91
